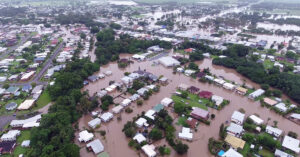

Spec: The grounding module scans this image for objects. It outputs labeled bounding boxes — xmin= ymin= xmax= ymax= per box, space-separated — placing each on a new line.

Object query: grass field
xmin=172 ymin=92 xmax=208 ymax=110
xmin=259 ymin=149 xmax=274 ymax=157
xmin=13 ymin=130 xmax=31 ymax=157
xmin=238 ymin=143 xmax=250 ymax=156
xmin=36 ymin=90 xmax=51 ymax=108
xmin=176 ymin=116 xmax=188 ymax=126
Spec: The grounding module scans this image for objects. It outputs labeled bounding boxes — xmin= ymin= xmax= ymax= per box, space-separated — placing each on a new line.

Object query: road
xmin=0 ymin=35 xmax=32 ymax=59
xmin=0 ymin=42 xmax=64 ymax=87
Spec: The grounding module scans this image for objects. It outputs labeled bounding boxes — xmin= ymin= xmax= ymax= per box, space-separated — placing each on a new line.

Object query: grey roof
xmin=6 ymin=102 xmax=18 ymax=110
xmin=87 ymin=139 xmax=104 ymax=154
xmin=226 ymin=123 xmax=243 ymax=135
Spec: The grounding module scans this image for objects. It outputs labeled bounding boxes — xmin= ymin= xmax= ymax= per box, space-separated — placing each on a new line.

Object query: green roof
xmin=97 ymin=152 xmax=109 ymax=157
xmin=153 ymin=104 xmax=164 ymax=112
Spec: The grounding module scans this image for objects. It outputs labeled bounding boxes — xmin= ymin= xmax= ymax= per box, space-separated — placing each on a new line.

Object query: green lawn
xmin=263 ymin=60 xmax=274 ymax=70
xmin=238 ymin=143 xmax=250 ymax=156
xmin=13 ymin=130 xmax=31 ymax=157
xmin=172 ymin=92 xmax=208 ymax=110
xmin=36 ymin=90 xmax=51 ymax=108
xmin=0 ymin=98 xmax=26 ymax=116
xmin=259 ymin=149 xmax=274 ymax=157
xmin=17 ymin=90 xmax=51 ymax=116
xmin=176 ymin=116 xmax=188 ymax=127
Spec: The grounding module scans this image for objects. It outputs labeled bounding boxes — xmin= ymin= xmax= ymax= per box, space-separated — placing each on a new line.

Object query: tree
xmin=242 ymin=133 xmax=255 ymax=143
xmin=188 ymin=62 xmax=199 ymax=71
xmin=80 ymin=33 xmax=86 ymax=39
xmin=285 ymin=51 xmax=298 ymax=60
xmin=288 ymin=131 xmax=298 ymax=138
xmin=109 ymin=23 xmax=122 ymax=30
xmin=219 ymin=123 xmax=225 ymax=139
xmin=3 ymin=83 xmax=9 ymax=89
xmin=149 ymin=128 xmax=163 ymax=141
xmin=175 ymin=142 xmax=189 ymax=154
xmin=174 ymin=103 xmax=186 ymax=115
xmin=181 ymin=91 xmax=188 ymax=99
xmin=137 ymin=100 xmax=143 ymax=106
xmin=261 ymin=84 xmax=269 ymax=90
xmin=91 ymin=26 xmax=100 ymax=34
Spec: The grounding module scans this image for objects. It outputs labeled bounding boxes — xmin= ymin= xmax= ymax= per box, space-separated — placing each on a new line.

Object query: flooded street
xmin=77 ymin=53 xmax=300 ymax=157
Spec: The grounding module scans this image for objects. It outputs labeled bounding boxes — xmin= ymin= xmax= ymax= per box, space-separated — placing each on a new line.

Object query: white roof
xmin=226 ymin=123 xmax=243 ymax=135
xmin=275 ymin=149 xmax=293 ymax=157
xmin=133 ymin=133 xmax=146 ymax=144
xmin=282 ymin=136 xmax=300 ymax=153
xmin=112 ymin=105 xmax=124 ymax=114
xmin=1 ymin=130 xmax=20 ymax=141
xmin=135 ymin=117 xmax=148 ymax=127
xmin=161 ymin=97 xmax=173 ymax=107
xmin=290 ymin=113 xmax=300 ymax=120
xmin=211 ymin=95 xmax=224 ymax=106
xmin=266 ymin=125 xmax=282 ymax=137
xmin=205 ymin=75 xmax=214 ymax=80
xmin=10 ymin=114 xmax=41 ymax=127
xmin=249 ymin=89 xmax=265 ymax=98
xmin=100 ymin=112 xmax=113 ymax=122
xmin=275 ymin=103 xmax=288 ymax=112
xmin=78 ymin=130 xmax=94 ymax=142
xmin=121 ymin=99 xmax=132 ymax=107
xmin=17 ymin=99 xmax=35 ymax=110
xmin=178 ymin=127 xmax=193 ymax=140
xmin=214 ymin=78 xmax=225 ymax=85
xmin=145 ymin=110 xmax=156 ymax=120
xmin=231 ymin=111 xmax=245 ymax=124
xmin=222 ymin=148 xmax=243 ymax=157
xmin=129 ymin=94 xmax=140 ymax=101
xmin=21 ymin=140 xmax=30 ymax=147
xmin=121 ymin=76 xmax=133 ymax=84
xmin=137 ymin=88 xmax=148 ymax=95
xmin=142 ymin=144 xmax=157 ymax=157
xmin=88 ymin=118 xmax=101 ymax=128
xmin=223 ymin=82 xmax=235 ymax=90
xmin=249 ymin=115 xmax=264 ymax=125
xmin=158 ymin=56 xmax=180 ymax=67
xmin=23 ymin=122 xmax=40 ymax=128
xmin=86 ymin=139 xmax=104 ymax=154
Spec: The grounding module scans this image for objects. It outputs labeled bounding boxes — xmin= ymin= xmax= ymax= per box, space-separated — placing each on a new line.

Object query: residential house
xmin=133 ymin=133 xmax=146 ymax=144
xmin=248 ymin=89 xmax=265 ymax=100
xmin=142 ymin=144 xmax=157 ymax=157
xmin=225 ymin=134 xmax=245 ymax=150
xmin=188 ymin=86 xmax=200 ymax=94
xmin=231 ymin=111 xmax=245 ymax=125
xmin=266 ymin=125 xmax=282 ymax=138
xmin=199 ymin=91 xmax=213 ymax=99
xmin=86 ymin=139 xmax=104 ymax=154
xmin=178 ymin=127 xmax=193 ymax=141
xmin=282 ymin=136 xmax=300 ymax=154
xmin=160 ymin=97 xmax=173 ymax=107
xmin=226 ymin=123 xmax=244 ymax=137
xmin=88 ymin=118 xmax=101 ymax=129
xmin=190 ymin=107 xmax=209 ymax=120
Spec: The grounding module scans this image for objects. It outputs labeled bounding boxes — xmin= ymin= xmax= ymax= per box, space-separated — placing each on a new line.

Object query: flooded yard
xmin=77 ymin=54 xmax=300 ymax=157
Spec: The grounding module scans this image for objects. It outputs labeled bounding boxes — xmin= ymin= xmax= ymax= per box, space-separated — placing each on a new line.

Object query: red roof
xmin=186 ymin=118 xmax=198 ymax=128
xmin=191 ymin=107 xmax=209 ymax=120
xmin=198 ymin=91 xmax=213 ymax=99
xmin=184 ymin=48 xmax=193 ymax=53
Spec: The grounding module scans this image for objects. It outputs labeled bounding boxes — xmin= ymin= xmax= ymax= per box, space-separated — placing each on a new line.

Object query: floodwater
xmin=77 ymin=53 xmax=300 ymax=157
xmin=108 ymin=0 xmax=137 ymax=6
xmin=257 ymin=22 xmax=300 ymax=31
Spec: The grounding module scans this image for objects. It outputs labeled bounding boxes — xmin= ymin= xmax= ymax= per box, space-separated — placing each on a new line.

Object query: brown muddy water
xmin=77 ymin=54 xmax=300 ymax=157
